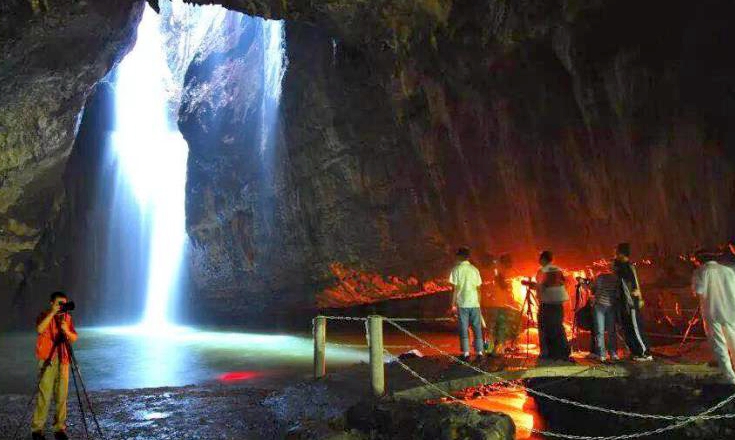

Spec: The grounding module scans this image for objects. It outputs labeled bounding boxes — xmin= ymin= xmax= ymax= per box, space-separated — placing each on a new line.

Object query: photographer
xmin=31 ymin=292 xmax=77 ymax=440
xmin=535 ymin=251 xmax=571 ymax=361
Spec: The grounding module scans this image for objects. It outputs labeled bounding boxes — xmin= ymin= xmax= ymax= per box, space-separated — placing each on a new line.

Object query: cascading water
xmin=102 ymin=4 xmax=222 ymax=328
xmin=259 ymin=20 xmax=287 ymax=159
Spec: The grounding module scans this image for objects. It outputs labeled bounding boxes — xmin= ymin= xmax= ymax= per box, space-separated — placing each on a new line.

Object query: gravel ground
xmin=0 ymin=362 xmax=379 ymax=440
xmin=0 ymin=384 xmax=284 ymax=440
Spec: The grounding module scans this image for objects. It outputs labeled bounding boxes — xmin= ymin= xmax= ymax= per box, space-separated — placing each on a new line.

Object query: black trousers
xmin=538 ymin=303 xmax=571 ymax=360
xmin=619 ymin=303 xmax=650 ymax=357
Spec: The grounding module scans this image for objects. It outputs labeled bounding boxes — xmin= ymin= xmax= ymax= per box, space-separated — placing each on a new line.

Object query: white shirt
xmin=693 ymin=261 xmax=735 ymax=324
xmin=449 ymin=260 xmax=482 ymax=308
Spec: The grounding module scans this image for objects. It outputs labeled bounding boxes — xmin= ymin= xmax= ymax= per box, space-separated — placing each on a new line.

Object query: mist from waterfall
xmin=101 ymin=4 xmax=222 ymax=328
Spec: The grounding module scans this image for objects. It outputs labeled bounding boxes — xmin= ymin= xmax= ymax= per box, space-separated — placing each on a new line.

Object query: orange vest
xmin=35 ymin=312 xmax=76 ymax=365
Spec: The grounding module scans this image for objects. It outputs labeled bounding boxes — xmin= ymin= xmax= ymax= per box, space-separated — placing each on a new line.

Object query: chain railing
xmin=312 ymin=312 xmax=735 ymax=438
xmin=384 ymin=347 xmax=735 ymax=440
xmin=384 ymin=317 xmax=735 ymax=421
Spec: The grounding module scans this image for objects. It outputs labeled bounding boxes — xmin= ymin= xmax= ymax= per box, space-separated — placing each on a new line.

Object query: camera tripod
xmin=13 ymin=317 xmax=105 ymax=440
xmin=570 ymin=281 xmax=588 ymax=353
xmin=679 ymin=305 xmax=703 ymax=353
xmin=519 ymin=278 xmax=537 ymax=359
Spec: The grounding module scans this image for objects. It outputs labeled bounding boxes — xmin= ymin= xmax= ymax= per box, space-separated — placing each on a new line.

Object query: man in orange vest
xmin=31 ymin=292 xmax=78 ymax=440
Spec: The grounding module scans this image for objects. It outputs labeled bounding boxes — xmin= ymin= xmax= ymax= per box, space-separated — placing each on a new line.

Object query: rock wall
xmin=2 ymin=0 xmax=734 ymax=327
xmin=181 ymin=0 xmax=735 ymax=324
xmin=0 ymin=0 xmax=143 ymax=327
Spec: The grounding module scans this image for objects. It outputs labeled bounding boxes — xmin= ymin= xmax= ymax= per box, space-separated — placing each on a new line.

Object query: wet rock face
xmin=346 ymin=398 xmax=514 ymax=440
xmin=0 ymin=0 xmax=143 ymax=323
xmin=182 ymin=0 xmax=735 ymax=322
xmin=530 ymin=377 xmax=735 ymax=439
xmin=2 ymin=0 xmax=735 ymax=326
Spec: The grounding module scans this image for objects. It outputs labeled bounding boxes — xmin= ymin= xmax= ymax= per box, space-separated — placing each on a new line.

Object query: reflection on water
xmin=0 ymin=326 xmax=367 ymax=394
xmin=465 ymin=389 xmax=544 ymax=439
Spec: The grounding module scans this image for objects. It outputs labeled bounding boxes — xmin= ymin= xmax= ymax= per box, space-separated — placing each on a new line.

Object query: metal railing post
xmin=313 ymin=316 xmax=327 ymax=379
xmin=368 ymin=315 xmax=385 ymax=396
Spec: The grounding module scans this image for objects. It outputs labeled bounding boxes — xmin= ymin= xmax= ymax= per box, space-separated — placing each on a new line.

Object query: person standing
xmin=692 ymin=251 xmax=735 ymax=384
xmin=479 ymin=253 xmax=519 ymax=357
xmin=450 ymin=246 xmax=484 ymax=360
xmin=591 ymin=267 xmax=621 ymax=362
xmin=613 ymin=243 xmax=652 ymax=361
xmin=535 ymin=251 xmax=571 ymax=361
xmin=31 ymin=292 xmax=78 ymax=440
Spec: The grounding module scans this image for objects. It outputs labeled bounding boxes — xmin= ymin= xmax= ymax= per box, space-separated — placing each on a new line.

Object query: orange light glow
xmin=464 ymin=389 xmax=543 ymax=439
xmin=510 ymin=276 xmax=533 ymax=311
xmin=218 ymin=371 xmax=261 ymax=382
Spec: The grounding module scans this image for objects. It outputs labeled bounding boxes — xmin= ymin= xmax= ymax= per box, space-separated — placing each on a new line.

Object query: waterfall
xmin=259 ymin=19 xmax=287 ymax=158
xmin=101 ymin=4 xmax=222 ymax=328
xmin=97 ymin=3 xmax=285 ymax=329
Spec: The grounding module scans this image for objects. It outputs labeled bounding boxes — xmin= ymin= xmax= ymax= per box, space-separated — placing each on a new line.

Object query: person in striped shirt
xmin=592 ymin=267 xmax=621 ymax=361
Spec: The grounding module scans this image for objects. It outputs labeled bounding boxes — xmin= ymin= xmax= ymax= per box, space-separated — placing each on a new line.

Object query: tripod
xmin=679 ymin=305 xmax=703 ymax=353
xmin=13 ymin=316 xmax=105 ymax=440
xmin=519 ymin=279 xmax=537 ymax=359
xmin=571 ymin=282 xmax=589 ymax=353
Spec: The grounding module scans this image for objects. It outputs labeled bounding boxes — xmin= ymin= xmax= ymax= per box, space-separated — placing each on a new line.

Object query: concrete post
xmin=368 ymin=315 xmax=385 ymax=396
xmin=313 ymin=316 xmax=327 ymax=379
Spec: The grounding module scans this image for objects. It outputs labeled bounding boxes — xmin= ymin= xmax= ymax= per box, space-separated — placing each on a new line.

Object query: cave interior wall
xmin=2 ymin=0 xmax=735 ymax=327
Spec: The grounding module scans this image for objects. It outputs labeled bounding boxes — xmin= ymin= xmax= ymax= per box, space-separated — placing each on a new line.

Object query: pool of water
xmin=0 ymin=326 xmax=369 ymax=394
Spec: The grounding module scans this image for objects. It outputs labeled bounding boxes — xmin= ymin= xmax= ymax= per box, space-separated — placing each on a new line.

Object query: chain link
xmin=320 ymin=316 xmax=368 ymax=321
xmin=314 ymin=314 xmax=734 ymax=421
xmin=384 ymin=318 xmax=735 ymax=421
xmin=385 ymin=347 xmax=735 ymax=440
xmin=319 ymin=315 xmax=453 ymax=322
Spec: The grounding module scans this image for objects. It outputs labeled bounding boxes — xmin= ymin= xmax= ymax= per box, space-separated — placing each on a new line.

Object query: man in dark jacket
xmin=613 ymin=243 xmax=652 ymax=361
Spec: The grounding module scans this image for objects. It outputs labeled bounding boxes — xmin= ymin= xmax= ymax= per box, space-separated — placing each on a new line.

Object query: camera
xmin=60 ymin=301 xmax=76 ymax=313
xmin=575 ymin=277 xmax=592 ymax=286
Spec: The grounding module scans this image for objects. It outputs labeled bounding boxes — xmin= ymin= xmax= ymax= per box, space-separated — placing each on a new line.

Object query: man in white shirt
xmin=692 ymin=250 xmax=735 ymax=384
xmin=450 ymin=246 xmax=484 ymax=360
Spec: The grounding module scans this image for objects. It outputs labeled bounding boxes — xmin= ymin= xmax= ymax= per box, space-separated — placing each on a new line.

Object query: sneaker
xmin=610 ymin=353 xmax=621 ymax=362
xmin=632 ymin=355 xmax=653 ymax=362
xmin=53 ymin=431 xmax=69 ymax=440
xmin=31 ymin=432 xmax=46 ymax=440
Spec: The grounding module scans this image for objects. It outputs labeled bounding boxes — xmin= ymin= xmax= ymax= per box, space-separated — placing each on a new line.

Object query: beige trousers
xmin=31 ymin=358 xmax=70 ymax=433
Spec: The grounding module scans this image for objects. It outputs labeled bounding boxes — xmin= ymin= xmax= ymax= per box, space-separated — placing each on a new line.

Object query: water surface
xmin=0 ymin=326 xmax=368 ymax=394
